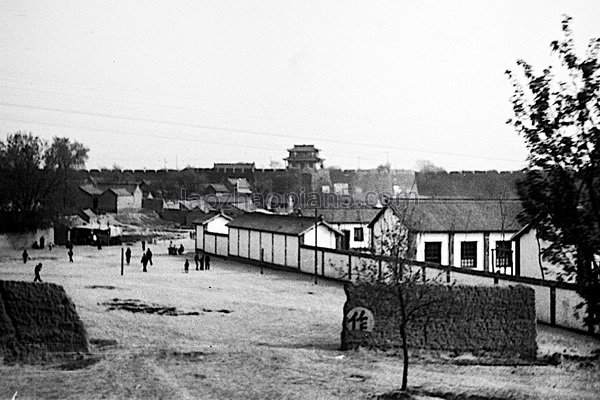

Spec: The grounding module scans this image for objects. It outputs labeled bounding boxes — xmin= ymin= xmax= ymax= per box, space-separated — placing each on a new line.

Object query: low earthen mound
xmin=0 ymin=280 xmax=88 ymax=362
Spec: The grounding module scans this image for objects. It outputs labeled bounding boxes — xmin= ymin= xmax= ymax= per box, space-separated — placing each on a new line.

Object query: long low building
xmin=194 ymin=212 xmax=343 ymax=267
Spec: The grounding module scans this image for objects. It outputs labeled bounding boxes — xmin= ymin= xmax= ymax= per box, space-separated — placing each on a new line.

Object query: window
xmin=322 ymin=185 xmax=331 ymax=193
xmin=460 ymin=241 xmax=477 ymax=268
xmin=495 ymin=241 xmax=512 ymax=270
xmin=354 ymin=227 xmax=364 ymax=242
xmin=424 ymin=242 xmax=442 ymax=264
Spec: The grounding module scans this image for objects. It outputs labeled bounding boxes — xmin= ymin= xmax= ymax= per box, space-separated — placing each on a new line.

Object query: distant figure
xmin=22 ymin=249 xmax=29 ymax=264
xmin=184 ymin=259 xmax=189 ymax=273
xmin=32 ymin=241 xmax=39 ymax=250
xmin=146 ymin=248 xmax=153 ymax=266
xmin=205 ymin=254 xmax=211 ymax=270
xmin=142 ymin=240 xmax=146 ymax=251
xmin=200 ymin=254 xmax=205 ymax=271
xmin=97 ymin=239 xmax=102 ymax=250
xmin=178 ymin=244 xmax=184 ymax=255
xmin=125 ymin=247 xmax=132 ymax=265
xmin=194 ymin=253 xmax=200 ymax=270
xmin=68 ymin=248 xmax=74 ymax=263
xmin=33 ymin=263 xmax=43 ymax=282
xmin=141 ymin=253 xmax=148 ymax=272
xmin=169 ymin=241 xmax=173 ymax=248
xmin=39 ymin=236 xmax=45 ymax=250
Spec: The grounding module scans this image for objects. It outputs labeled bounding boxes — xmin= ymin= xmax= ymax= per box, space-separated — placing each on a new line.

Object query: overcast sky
xmin=1 ymin=1 xmax=599 ymax=171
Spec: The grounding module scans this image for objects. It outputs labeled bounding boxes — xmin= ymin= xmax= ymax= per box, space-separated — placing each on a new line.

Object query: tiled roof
xmin=79 ymin=184 xmax=104 ymax=195
xmin=371 ymin=199 xmax=523 ymax=232
xmin=107 ymin=188 xmax=134 ymax=197
xmin=415 ymin=171 xmax=523 ymax=199
xmin=227 ymin=213 xmax=340 ymax=236
xmin=302 ymin=208 xmax=380 ymax=224
xmin=192 ymin=211 xmax=231 ymax=225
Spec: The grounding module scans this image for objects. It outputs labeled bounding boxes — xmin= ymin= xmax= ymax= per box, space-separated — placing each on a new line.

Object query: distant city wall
xmin=0 ymin=280 xmax=88 ymax=361
xmin=341 ymin=283 xmax=537 ymax=358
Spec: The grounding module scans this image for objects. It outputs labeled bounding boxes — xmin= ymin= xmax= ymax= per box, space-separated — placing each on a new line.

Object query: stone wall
xmin=0 ymin=280 xmax=88 ymax=361
xmin=341 ymin=283 xmax=537 ymax=359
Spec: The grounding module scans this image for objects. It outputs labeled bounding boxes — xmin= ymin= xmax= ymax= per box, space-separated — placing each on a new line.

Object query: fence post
xmin=120 ymin=247 xmax=124 ymax=276
xmin=348 ymin=254 xmax=352 ymax=281
xmin=550 ymin=286 xmax=556 ymax=326
xmin=378 ymin=259 xmax=382 ymax=280
xmin=421 ymin=265 xmax=426 ymax=282
xmin=260 ymin=248 xmax=264 ymax=275
xmin=321 ymin=250 xmax=325 ymax=277
xmin=446 ymin=266 xmax=451 ymax=283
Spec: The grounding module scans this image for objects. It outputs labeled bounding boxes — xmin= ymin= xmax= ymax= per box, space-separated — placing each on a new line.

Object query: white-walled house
xmin=193 ymin=212 xmax=233 ymax=256
xmin=369 ymin=200 xmax=523 ymax=274
xmin=302 ymin=208 xmax=380 ymax=251
xmin=226 ymin=213 xmax=342 ymax=267
xmin=511 ymin=223 xmax=567 ymax=280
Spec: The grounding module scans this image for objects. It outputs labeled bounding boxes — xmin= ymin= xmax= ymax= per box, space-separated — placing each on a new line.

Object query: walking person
xmin=125 ymin=247 xmax=132 ymax=265
xmin=22 ymin=249 xmax=29 ymax=264
xmin=68 ymin=247 xmax=74 ymax=263
xmin=141 ymin=253 xmax=148 ymax=272
xmin=146 ymin=248 xmax=153 ymax=266
xmin=194 ymin=253 xmax=200 ymax=271
xmin=141 ymin=240 xmax=146 ymax=251
xmin=205 ymin=254 xmax=211 ymax=270
xmin=184 ymin=259 xmax=189 ymax=273
xmin=33 ymin=263 xmax=43 ymax=282
xmin=200 ymin=254 xmax=205 ymax=271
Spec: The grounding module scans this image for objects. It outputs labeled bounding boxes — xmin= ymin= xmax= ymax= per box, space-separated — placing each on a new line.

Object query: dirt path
xmin=1 ymin=242 xmax=599 ymax=399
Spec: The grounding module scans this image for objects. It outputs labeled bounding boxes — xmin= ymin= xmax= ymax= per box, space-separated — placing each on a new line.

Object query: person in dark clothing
xmin=34 ymin=263 xmax=43 ymax=282
xmin=194 ymin=253 xmax=200 ymax=270
xmin=141 ymin=253 xmax=148 ymax=272
xmin=205 ymin=254 xmax=211 ymax=270
xmin=22 ymin=249 xmax=29 ymax=264
xmin=125 ymin=247 xmax=132 ymax=265
xmin=200 ymin=254 xmax=205 ymax=270
xmin=184 ymin=259 xmax=189 ymax=273
xmin=146 ymin=248 xmax=153 ymax=266
xmin=178 ymin=244 xmax=184 ymax=255
xmin=39 ymin=236 xmax=45 ymax=250
xmin=68 ymin=248 xmax=74 ymax=263
xmin=142 ymin=240 xmax=146 ymax=251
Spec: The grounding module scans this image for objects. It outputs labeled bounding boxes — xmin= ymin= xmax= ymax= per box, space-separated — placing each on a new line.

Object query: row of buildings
xmin=193 ymin=197 xmax=539 ymax=279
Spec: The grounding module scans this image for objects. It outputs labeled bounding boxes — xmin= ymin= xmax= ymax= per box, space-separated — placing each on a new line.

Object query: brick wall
xmin=0 ymin=280 xmax=88 ymax=361
xmin=341 ymin=283 xmax=537 ymax=358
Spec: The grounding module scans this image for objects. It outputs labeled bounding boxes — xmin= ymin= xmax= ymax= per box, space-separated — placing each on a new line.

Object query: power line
xmin=0 ymin=101 xmax=525 ymax=163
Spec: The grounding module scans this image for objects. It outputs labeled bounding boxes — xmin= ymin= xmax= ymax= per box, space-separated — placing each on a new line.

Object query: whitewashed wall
xmin=415 ymin=233 xmax=450 ymax=265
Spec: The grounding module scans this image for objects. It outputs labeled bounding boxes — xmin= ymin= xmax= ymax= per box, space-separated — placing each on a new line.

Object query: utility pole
xmin=314 ymin=208 xmax=318 ymax=285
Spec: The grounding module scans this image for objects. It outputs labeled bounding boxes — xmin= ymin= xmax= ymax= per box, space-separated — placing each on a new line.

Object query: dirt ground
xmin=1 ymin=240 xmax=599 ymax=400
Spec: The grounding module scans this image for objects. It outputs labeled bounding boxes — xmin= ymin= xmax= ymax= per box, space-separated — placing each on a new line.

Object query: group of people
xmin=184 ymin=253 xmax=210 ymax=273
xmin=25 ymin=238 xmax=208 ymax=280
xmin=140 ymin=247 xmax=153 ymax=272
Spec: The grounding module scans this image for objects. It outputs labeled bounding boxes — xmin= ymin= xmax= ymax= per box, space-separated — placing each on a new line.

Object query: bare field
xmin=1 ymin=241 xmax=599 ymax=400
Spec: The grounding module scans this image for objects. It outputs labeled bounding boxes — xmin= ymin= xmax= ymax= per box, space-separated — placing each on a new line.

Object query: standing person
xmin=33 ymin=263 xmax=43 ymax=282
xmin=194 ymin=253 xmax=200 ymax=270
xmin=68 ymin=247 xmax=74 ymax=263
xmin=22 ymin=249 xmax=29 ymax=264
xmin=199 ymin=254 xmax=205 ymax=271
xmin=184 ymin=259 xmax=189 ymax=273
xmin=205 ymin=254 xmax=211 ymax=270
xmin=178 ymin=244 xmax=185 ymax=255
xmin=125 ymin=247 xmax=132 ymax=265
xmin=141 ymin=253 xmax=148 ymax=272
xmin=39 ymin=236 xmax=45 ymax=250
xmin=146 ymin=248 xmax=153 ymax=266
xmin=141 ymin=240 xmax=146 ymax=251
